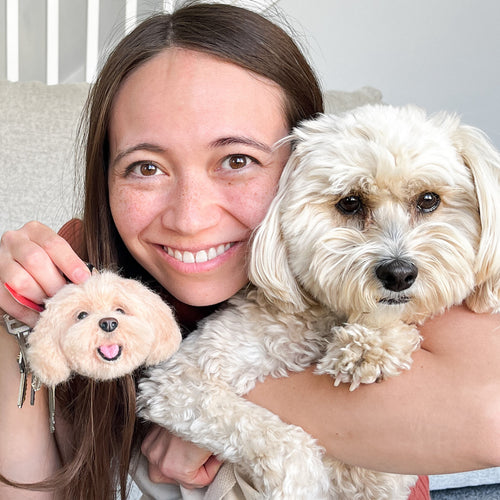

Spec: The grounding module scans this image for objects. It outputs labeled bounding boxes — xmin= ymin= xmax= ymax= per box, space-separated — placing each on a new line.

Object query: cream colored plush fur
xmin=27 ymin=270 xmax=181 ymax=386
xmin=138 ymin=104 xmax=500 ymax=499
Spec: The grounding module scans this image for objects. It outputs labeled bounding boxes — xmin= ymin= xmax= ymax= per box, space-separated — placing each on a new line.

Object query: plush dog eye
xmin=416 ymin=192 xmax=440 ymax=213
xmin=336 ymin=195 xmax=363 ymax=215
xmin=77 ymin=311 xmax=88 ymax=320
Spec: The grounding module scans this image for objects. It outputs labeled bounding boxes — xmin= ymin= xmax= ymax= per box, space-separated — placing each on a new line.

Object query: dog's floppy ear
xmin=120 ymin=278 xmax=182 ymax=365
xmin=27 ymin=302 xmax=72 ymax=386
xmin=144 ymin=299 xmax=182 ymax=365
xmin=248 ymin=147 xmax=311 ymax=313
xmin=452 ymin=123 xmax=500 ymax=312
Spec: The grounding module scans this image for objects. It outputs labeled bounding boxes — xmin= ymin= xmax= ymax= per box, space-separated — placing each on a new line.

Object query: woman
xmin=1 ymin=2 xmax=499 ymax=499
xmin=0 ymin=3 xmax=318 ymax=499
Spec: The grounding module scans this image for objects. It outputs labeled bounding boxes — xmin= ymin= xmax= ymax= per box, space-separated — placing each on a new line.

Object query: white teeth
xmin=195 ymin=250 xmax=208 ymax=263
xmin=183 ymin=251 xmax=195 ymax=263
xmin=164 ymin=243 xmax=233 ymax=263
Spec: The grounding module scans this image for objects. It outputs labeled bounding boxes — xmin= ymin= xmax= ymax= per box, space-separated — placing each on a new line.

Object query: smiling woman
xmin=107 ymin=47 xmax=290 ymax=307
xmin=0 ymin=3 xmax=324 ymax=499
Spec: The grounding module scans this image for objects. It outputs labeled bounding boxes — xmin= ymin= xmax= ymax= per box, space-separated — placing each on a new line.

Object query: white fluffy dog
xmin=27 ymin=270 xmax=181 ymax=386
xmin=138 ymin=104 xmax=500 ymax=499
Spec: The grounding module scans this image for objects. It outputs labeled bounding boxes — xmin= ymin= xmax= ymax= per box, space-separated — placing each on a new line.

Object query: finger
xmin=0 ymin=231 xmax=49 ymax=305
xmin=158 ymin=438 xmax=215 ymax=488
xmin=147 ymin=463 xmax=177 ymax=485
xmin=204 ymin=455 xmax=223 ymax=480
xmin=141 ymin=428 xmax=219 ymax=489
xmin=13 ymin=222 xmax=90 ymax=288
xmin=178 ymin=455 xmax=223 ymax=489
xmin=1 ymin=225 xmax=90 ymax=300
xmin=140 ymin=425 xmax=165 ymax=458
xmin=2 ymin=253 xmax=64 ymax=306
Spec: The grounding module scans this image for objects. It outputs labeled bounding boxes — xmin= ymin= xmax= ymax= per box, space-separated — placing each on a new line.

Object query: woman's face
xmin=108 ymin=48 xmax=290 ymax=306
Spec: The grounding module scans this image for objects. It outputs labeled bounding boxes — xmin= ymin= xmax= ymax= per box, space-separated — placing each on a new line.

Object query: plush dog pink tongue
xmin=98 ymin=344 xmax=121 ymax=360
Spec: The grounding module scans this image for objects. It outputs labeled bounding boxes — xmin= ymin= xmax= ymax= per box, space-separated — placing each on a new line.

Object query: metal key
xmin=16 ymin=352 xmax=28 ymax=407
xmin=30 ymin=373 xmax=42 ymax=406
xmin=48 ymin=385 xmax=56 ymax=433
xmin=2 ymin=313 xmax=56 ymax=432
xmin=3 ymin=314 xmax=31 ymax=408
xmin=3 ymin=313 xmax=31 ymax=362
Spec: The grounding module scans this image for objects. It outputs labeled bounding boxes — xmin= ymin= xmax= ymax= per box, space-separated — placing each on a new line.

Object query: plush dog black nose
xmin=375 ymin=260 xmax=418 ymax=292
xmin=99 ymin=317 xmax=118 ymax=333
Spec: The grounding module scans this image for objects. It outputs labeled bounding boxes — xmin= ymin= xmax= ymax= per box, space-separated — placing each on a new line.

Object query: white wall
xmin=2 ymin=0 xmax=499 ymax=147
xmin=279 ymin=0 xmax=500 ymax=148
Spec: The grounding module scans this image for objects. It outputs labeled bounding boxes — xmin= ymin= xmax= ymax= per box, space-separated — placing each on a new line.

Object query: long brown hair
xmin=6 ymin=2 xmax=324 ymax=499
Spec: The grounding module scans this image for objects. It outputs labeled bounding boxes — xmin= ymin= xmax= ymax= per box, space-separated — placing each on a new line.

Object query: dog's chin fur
xmin=138 ymin=105 xmax=500 ymax=499
xmin=27 ymin=271 xmax=181 ymax=386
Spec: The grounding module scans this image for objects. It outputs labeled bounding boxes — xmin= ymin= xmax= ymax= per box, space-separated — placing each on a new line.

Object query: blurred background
xmin=1 ymin=0 xmax=499 ymax=148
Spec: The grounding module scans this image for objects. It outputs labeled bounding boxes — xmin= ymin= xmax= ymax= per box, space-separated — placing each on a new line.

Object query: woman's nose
xmin=162 ymin=175 xmax=222 ymax=235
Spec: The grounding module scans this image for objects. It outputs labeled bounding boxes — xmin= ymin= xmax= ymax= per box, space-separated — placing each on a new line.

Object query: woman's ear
xmin=452 ymin=124 xmax=500 ymax=312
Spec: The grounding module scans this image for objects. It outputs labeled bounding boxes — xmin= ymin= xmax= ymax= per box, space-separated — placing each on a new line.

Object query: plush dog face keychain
xmin=26 ymin=270 xmax=182 ymax=387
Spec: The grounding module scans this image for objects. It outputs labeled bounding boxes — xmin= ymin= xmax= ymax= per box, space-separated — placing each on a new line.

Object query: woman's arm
xmin=141 ymin=306 xmax=500 ymax=487
xmin=247 ymin=305 xmax=500 ymax=475
xmin=0 ymin=323 xmax=62 ymax=499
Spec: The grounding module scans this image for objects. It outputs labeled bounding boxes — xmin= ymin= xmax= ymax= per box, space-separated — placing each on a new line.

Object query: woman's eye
xmin=127 ymin=161 xmax=162 ymax=177
xmin=336 ymin=195 xmax=363 ymax=215
xmin=77 ymin=311 xmax=88 ymax=320
xmin=221 ymin=154 xmax=256 ymax=170
xmin=416 ymin=192 xmax=440 ymax=213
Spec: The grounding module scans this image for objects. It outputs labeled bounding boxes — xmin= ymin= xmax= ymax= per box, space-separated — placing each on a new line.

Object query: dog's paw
xmin=250 ymin=425 xmax=331 ymax=500
xmin=317 ymin=322 xmax=421 ymax=390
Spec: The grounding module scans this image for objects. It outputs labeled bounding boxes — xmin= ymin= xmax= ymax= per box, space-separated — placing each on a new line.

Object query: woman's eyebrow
xmin=111 ymin=143 xmax=166 ymax=167
xmin=111 ymin=137 xmax=274 ymax=168
xmin=211 ymin=136 xmax=273 ymax=153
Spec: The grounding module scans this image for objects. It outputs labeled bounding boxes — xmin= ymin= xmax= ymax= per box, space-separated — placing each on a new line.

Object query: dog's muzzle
xmin=97 ymin=316 xmax=122 ymax=361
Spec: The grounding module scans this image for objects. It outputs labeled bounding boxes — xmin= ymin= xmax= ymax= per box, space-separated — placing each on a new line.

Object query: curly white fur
xmin=138 ymin=104 xmax=500 ymax=499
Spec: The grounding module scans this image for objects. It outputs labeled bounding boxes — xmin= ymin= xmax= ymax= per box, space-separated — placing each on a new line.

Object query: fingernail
xmin=73 ymin=267 xmax=91 ymax=283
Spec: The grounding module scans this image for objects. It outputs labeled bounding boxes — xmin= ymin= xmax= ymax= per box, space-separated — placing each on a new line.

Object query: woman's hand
xmin=141 ymin=425 xmax=222 ymax=489
xmin=0 ymin=221 xmax=90 ymax=326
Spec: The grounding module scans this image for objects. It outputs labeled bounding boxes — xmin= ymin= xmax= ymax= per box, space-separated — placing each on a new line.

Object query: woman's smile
xmin=154 ymin=240 xmax=244 ymax=276
xmin=162 ymin=242 xmax=236 ymax=264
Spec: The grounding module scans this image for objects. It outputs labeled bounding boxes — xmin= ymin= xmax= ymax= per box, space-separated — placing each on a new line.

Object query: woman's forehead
xmin=116 ymin=48 xmax=285 ymax=108
xmin=109 ymin=48 xmax=288 ymax=151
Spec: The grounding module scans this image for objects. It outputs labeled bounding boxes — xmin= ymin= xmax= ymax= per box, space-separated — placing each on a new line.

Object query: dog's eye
xmin=416 ymin=192 xmax=440 ymax=213
xmin=336 ymin=195 xmax=363 ymax=215
xmin=116 ymin=308 xmax=125 ymax=314
xmin=77 ymin=311 xmax=88 ymax=320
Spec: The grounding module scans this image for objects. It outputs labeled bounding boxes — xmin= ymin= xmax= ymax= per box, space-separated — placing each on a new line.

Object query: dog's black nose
xmin=99 ymin=317 xmax=118 ymax=333
xmin=375 ymin=260 xmax=418 ymax=292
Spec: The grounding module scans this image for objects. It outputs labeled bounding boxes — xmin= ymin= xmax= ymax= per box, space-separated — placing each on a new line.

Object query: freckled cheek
xmin=233 ymin=179 xmax=280 ymax=229
xmin=109 ymin=186 xmax=156 ymax=237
